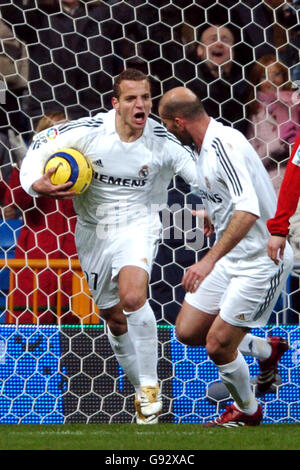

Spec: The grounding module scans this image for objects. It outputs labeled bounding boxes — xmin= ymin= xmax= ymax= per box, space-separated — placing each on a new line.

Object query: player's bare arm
xmin=32 ymin=167 xmax=77 ymax=199
xmin=267 ymin=235 xmax=287 ymax=265
xmin=191 ymin=209 xmax=214 ymax=237
xmin=182 ymin=210 xmax=258 ymax=292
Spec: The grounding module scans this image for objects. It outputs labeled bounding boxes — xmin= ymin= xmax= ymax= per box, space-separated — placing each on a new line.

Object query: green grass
xmin=0 ymin=423 xmax=299 ymax=450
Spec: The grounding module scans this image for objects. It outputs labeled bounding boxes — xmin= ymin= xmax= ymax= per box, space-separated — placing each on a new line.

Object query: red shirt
xmin=267 ymin=134 xmax=300 ymax=236
xmin=4 ymin=167 xmax=78 ymax=323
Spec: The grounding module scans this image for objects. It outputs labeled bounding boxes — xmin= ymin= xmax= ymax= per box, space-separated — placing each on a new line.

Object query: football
xmin=43 ymin=148 xmax=93 ymax=194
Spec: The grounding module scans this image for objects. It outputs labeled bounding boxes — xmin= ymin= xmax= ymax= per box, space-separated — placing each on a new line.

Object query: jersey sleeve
xmin=267 ymin=136 xmax=300 ymax=236
xmin=20 ymin=119 xmax=91 ymax=196
xmin=214 ymin=138 xmax=261 ymax=217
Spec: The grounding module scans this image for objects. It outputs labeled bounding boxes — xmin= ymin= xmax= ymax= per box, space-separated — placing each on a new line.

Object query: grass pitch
xmin=0 ymin=423 xmax=299 ymax=450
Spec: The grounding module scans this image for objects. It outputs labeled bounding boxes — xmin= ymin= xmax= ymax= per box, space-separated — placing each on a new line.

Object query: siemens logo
xmin=94 ymin=172 xmax=148 ymax=187
xmin=199 ymin=189 xmax=222 ymax=203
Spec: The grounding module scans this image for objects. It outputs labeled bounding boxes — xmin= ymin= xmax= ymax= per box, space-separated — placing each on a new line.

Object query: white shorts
xmin=185 ymin=244 xmax=294 ymax=328
xmin=75 ymin=216 xmax=161 ymax=309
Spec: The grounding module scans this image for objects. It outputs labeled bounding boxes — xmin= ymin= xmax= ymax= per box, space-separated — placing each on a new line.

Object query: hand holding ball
xmin=43 ymin=148 xmax=93 ymax=195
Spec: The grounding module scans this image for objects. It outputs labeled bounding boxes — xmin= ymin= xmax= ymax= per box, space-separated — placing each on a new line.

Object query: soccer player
xmin=158 ymin=87 xmax=294 ymax=427
xmin=19 ymin=69 xmax=198 ymax=424
xmin=267 ymin=133 xmax=300 ymax=263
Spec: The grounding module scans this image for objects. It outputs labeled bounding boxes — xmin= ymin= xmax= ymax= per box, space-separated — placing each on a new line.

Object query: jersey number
xmin=84 ymin=271 xmax=99 ymax=290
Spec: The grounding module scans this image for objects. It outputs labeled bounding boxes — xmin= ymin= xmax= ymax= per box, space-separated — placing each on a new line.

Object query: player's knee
xmin=102 ymin=309 xmax=127 ymax=336
xmin=205 ymin=335 xmax=226 ymax=363
xmin=176 ymin=321 xmax=205 ymax=346
xmin=121 ymin=292 xmax=146 ymax=312
xmin=176 ymin=330 xmax=200 ymax=346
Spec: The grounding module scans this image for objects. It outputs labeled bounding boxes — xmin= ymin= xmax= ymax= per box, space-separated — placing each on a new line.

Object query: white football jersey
xmin=195 ymin=118 xmax=278 ymax=260
xmin=20 ymin=109 xmax=197 ymax=227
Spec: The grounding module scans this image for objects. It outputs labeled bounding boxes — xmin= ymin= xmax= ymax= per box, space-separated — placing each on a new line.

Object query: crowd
xmin=0 ymin=0 xmax=299 ymax=325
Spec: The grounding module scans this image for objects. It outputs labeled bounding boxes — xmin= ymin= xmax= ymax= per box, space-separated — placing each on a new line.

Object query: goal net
xmin=0 ymin=0 xmax=299 ymax=424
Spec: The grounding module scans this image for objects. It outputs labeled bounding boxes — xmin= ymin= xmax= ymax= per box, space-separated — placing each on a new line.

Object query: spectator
xmin=247 ymin=54 xmax=300 ymax=263
xmin=276 ymin=0 xmax=300 ymax=81
xmin=187 ymin=23 xmax=250 ymax=135
xmin=0 ymin=131 xmax=17 ymax=219
xmin=4 ymin=111 xmax=78 ymax=324
xmin=228 ymin=0 xmax=300 ymax=79
xmin=1 ymin=0 xmax=117 ymax=125
xmin=0 ymin=18 xmax=29 ymax=136
xmin=247 ymin=55 xmax=300 ymax=193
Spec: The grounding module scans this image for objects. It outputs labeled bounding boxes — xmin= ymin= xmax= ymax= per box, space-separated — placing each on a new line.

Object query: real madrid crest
xmin=138 ymin=165 xmax=149 ymax=178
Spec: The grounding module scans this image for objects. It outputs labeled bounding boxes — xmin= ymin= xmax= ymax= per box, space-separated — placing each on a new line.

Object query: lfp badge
xmin=46 ymin=127 xmax=59 ymax=140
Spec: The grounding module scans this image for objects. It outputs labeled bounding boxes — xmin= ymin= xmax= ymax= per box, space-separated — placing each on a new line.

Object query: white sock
xmin=217 ymin=351 xmax=258 ymax=415
xmin=124 ymin=301 xmax=158 ymax=389
xmin=238 ymin=334 xmax=272 ymax=361
xmin=107 ymin=327 xmax=140 ymax=393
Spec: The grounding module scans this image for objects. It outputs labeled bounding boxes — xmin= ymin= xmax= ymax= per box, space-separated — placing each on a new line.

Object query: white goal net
xmin=0 ymin=0 xmax=299 ymax=424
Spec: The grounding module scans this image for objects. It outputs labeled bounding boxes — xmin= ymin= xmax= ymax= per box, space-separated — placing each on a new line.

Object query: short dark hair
xmin=113 ymin=68 xmax=150 ymax=99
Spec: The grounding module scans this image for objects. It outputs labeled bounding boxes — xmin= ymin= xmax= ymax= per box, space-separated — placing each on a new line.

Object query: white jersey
xmin=195 ymin=118 xmax=278 ymax=260
xmin=20 ymin=109 xmax=197 ymax=228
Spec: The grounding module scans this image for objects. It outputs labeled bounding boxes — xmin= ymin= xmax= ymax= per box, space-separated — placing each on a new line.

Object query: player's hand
xmin=267 ymin=235 xmax=286 ymax=265
xmin=191 ymin=209 xmax=214 ymax=237
xmin=32 ymin=167 xmax=77 ymax=199
xmin=182 ymin=256 xmax=215 ymax=293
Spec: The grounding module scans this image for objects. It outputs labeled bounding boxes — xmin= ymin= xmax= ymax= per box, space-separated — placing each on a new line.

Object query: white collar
xmin=201 ymin=118 xmax=221 ymax=152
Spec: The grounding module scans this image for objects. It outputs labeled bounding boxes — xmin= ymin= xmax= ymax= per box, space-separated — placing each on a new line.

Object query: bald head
xmin=159 ymin=87 xmax=206 ymax=121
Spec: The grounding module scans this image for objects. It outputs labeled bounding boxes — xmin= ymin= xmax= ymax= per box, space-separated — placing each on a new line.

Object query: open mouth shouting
xmin=133 ymin=112 xmax=147 ymax=126
xmin=209 ymin=48 xmax=229 ymax=64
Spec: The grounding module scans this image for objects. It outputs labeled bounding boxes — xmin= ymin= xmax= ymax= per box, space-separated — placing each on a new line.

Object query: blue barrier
xmin=0 ymin=219 xmax=22 ymax=321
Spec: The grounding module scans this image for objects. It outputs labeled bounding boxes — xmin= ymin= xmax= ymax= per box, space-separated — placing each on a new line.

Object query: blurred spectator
xmin=247 ymin=55 xmax=300 ymax=190
xmin=4 ymin=111 xmax=79 ymax=324
xmin=228 ymin=0 xmax=300 ymax=79
xmin=0 ymin=126 xmax=29 ymax=220
xmin=247 ymin=54 xmax=300 ymax=259
xmin=0 ymin=18 xmax=29 ymax=136
xmin=187 ymin=23 xmax=250 ymax=135
xmin=1 ymin=0 xmax=117 ymax=125
xmin=276 ymin=0 xmax=300 ymax=81
xmin=0 ymin=131 xmax=17 ymax=219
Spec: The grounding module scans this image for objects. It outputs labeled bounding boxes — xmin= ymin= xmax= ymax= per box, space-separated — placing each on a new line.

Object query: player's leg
xmin=236 ymin=251 xmax=293 ymax=395
xmin=204 ymin=253 xmax=293 ymax=425
xmin=204 ymin=315 xmax=262 ymax=427
xmin=238 ymin=334 xmax=289 ymax=395
xmin=101 ymin=303 xmax=141 ymax=395
xmin=119 ymin=265 xmax=158 ymax=389
xmin=75 ymin=224 xmax=143 ymax=413
xmin=238 ymin=333 xmax=272 ymax=360
xmin=206 ymin=316 xmax=257 ymax=409
xmin=118 ymin=265 xmax=162 ymax=423
xmin=177 ymin=258 xmax=229 ymax=346
xmin=175 ymin=300 xmax=216 ymax=346
xmin=177 ymin=298 xmax=258 ymax=413
xmin=176 ymin=299 xmax=262 ymax=426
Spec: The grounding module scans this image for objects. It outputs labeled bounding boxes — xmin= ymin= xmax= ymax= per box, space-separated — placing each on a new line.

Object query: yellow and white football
xmin=43 ymin=148 xmax=93 ymax=194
